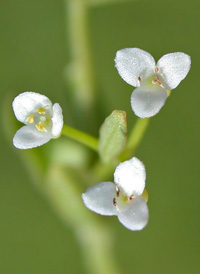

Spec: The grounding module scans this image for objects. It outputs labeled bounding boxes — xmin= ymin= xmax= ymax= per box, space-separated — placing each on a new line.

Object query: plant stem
xmin=65 ymin=0 xmax=96 ymax=108
xmin=62 ymin=124 xmax=99 ymax=152
xmin=120 ymin=118 xmax=150 ymax=161
xmin=45 ymin=165 xmax=121 ymax=274
xmin=88 ymin=0 xmax=138 ymax=6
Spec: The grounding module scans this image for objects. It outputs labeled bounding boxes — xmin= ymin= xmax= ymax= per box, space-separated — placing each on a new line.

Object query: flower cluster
xmin=12 ymin=48 xmax=191 ymax=231
xmin=115 ymin=48 xmax=191 ymax=118
xmin=12 ymin=92 xmax=63 ymax=149
xmin=82 ymin=157 xmax=148 ymax=231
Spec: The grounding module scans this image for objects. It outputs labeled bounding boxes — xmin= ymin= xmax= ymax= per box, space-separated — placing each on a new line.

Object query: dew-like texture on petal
xmin=157 ymin=52 xmax=191 ymax=90
xmin=115 ymin=48 xmax=155 ymax=87
xmin=12 ymin=92 xmax=52 ymax=123
xmin=82 ymin=182 xmax=118 ymax=216
xmin=51 ymin=103 xmax=63 ymax=137
xmin=118 ymin=197 xmax=149 ymax=231
xmin=114 ymin=157 xmax=146 ymax=197
xmin=13 ymin=126 xmax=52 ymax=149
xmin=131 ymin=85 xmax=167 ymax=118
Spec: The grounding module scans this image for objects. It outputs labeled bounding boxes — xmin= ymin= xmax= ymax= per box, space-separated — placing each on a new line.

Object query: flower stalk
xmin=62 ymin=124 xmax=99 ymax=151
xmin=120 ymin=118 xmax=150 ymax=161
xmin=45 ymin=165 xmax=121 ymax=274
xmin=65 ymin=0 xmax=96 ymax=108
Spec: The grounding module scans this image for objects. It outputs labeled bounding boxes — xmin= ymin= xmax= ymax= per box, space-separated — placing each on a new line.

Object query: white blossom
xmin=115 ymin=48 xmax=191 ymax=118
xmin=82 ymin=157 xmax=149 ymax=231
xmin=12 ymin=91 xmax=63 ymax=149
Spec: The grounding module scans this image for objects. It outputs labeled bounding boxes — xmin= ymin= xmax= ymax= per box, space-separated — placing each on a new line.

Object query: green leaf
xmin=99 ymin=110 xmax=127 ymax=163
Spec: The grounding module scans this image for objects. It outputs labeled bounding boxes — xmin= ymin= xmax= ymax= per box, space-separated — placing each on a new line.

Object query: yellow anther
xmin=26 ymin=114 xmax=34 ymax=124
xmin=35 ymin=122 xmax=46 ymax=132
xmin=37 ymin=107 xmax=46 ymax=114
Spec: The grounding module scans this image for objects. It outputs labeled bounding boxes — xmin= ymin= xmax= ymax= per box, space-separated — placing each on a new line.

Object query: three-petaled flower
xmin=12 ymin=92 xmax=63 ymax=149
xmin=82 ymin=157 xmax=149 ymax=231
xmin=115 ymin=48 xmax=191 ymax=118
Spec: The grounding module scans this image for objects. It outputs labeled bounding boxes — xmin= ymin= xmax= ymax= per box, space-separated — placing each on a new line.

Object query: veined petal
xmin=157 ymin=52 xmax=191 ymax=89
xmin=115 ymin=48 xmax=155 ymax=87
xmin=13 ymin=126 xmax=52 ymax=149
xmin=82 ymin=182 xmax=118 ymax=216
xmin=51 ymin=103 xmax=63 ymax=137
xmin=131 ymin=85 xmax=167 ymax=118
xmin=12 ymin=92 xmax=52 ymax=123
xmin=114 ymin=157 xmax=146 ymax=197
xmin=118 ymin=197 xmax=149 ymax=231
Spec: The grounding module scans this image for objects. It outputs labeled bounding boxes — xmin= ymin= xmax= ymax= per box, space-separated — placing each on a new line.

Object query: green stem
xmin=45 ymin=165 xmax=121 ymax=274
xmin=65 ymin=0 xmax=96 ymax=108
xmin=120 ymin=118 xmax=150 ymax=160
xmin=62 ymin=124 xmax=99 ymax=151
xmin=88 ymin=0 xmax=137 ymax=6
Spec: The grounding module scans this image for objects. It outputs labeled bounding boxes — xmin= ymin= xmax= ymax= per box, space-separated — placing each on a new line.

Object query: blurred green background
xmin=0 ymin=0 xmax=200 ymax=273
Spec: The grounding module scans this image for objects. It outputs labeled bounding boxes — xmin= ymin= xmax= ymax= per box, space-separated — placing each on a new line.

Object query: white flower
xmin=12 ymin=92 xmax=63 ymax=149
xmin=82 ymin=157 xmax=149 ymax=231
xmin=115 ymin=48 xmax=191 ymax=118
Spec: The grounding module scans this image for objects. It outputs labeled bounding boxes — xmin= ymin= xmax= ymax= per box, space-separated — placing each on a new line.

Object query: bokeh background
xmin=1 ymin=0 xmax=200 ymax=273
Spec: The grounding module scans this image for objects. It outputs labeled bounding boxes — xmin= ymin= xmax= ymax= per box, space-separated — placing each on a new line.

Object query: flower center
xmin=26 ymin=107 xmax=51 ymax=132
xmin=113 ymin=187 xmax=134 ymax=212
xmin=138 ymin=67 xmax=164 ymax=88
xmin=152 ymin=76 xmax=163 ymax=86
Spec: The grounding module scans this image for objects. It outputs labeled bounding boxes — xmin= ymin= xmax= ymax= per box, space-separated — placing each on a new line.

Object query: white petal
xmin=157 ymin=52 xmax=191 ymax=89
xmin=114 ymin=157 xmax=146 ymax=197
xmin=12 ymin=92 xmax=52 ymax=123
xmin=13 ymin=126 xmax=52 ymax=149
xmin=115 ymin=48 xmax=155 ymax=87
xmin=118 ymin=197 xmax=149 ymax=231
xmin=131 ymin=85 xmax=167 ymax=118
xmin=51 ymin=103 xmax=63 ymax=137
xmin=82 ymin=182 xmax=118 ymax=216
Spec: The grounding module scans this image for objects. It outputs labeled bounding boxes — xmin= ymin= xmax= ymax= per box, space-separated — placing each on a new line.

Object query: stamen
xmin=138 ymin=76 xmax=141 ymax=82
xmin=156 ymin=79 xmax=162 ymax=85
xmin=37 ymin=107 xmax=46 ymax=114
xmin=116 ymin=187 xmax=120 ymax=197
xmin=35 ymin=122 xmax=46 ymax=132
xmin=152 ymin=78 xmax=162 ymax=86
xmin=26 ymin=114 xmax=34 ymax=124
xmin=155 ymin=67 xmax=159 ymax=73
xmin=113 ymin=198 xmax=117 ymax=206
xmin=129 ymin=195 xmax=134 ymax=201
xmin=152 ymin=79 xmax=156 ymax=85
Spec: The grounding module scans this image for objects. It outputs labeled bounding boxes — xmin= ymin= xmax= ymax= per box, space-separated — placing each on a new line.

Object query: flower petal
xmin=131 ymin=85 xmax=167 ymax=118
xmin=114 ymin=157 xmax=146 ymax=197
xmin=12 ymin=92 xmax=52 ymax=123
xmin=82 ymin=182 xmax=118 ymax=216
xmin=13 ymin=126 xmax=52 ymax=149
xmin=118 ymin=197 xmax=149 ymax=231
xmin=157 ymin=52 xmax=191 ymax=89
xmin=51 ymin=103 xmax=63 ymax=137
xmin=115 ymin=48 xmax=155 ymax=87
